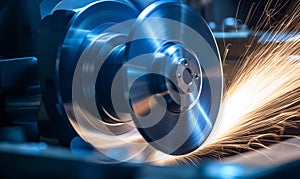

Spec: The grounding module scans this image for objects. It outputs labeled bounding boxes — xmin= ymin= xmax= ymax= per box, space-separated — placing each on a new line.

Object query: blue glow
xmin=208 ymin=22 xmax=217 ymax=30
xmin=224 ymin=18 xmax=236 ymax=26
xmin=70 ymin=137 xmax=92 ymax=156
xmin=206 ymin=164 xmax=244 ymax=179
xmin=220 ymin=165 xmax=242 ymax=177
xmin=213 ymin=32 xmax=250 ymax=39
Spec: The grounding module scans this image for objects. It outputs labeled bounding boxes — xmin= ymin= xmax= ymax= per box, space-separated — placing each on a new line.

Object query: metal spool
xmin=39 ymin=0 xmax=223 ymax=158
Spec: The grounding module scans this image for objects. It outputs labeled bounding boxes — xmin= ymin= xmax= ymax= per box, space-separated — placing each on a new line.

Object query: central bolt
xmin=182 ymin=68 xmax=193 ymax=85
xmin=152 ymin=42 xmax=202 ymax=108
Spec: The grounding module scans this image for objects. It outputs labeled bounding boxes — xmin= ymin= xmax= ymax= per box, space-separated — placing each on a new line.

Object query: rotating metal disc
xmin=55 ymin=1 xmax=148 ymax=159
xmin=125 ymin=0 xmax=223 ymax=155
xmin=46 ymin=0 xmax=223 ymax=161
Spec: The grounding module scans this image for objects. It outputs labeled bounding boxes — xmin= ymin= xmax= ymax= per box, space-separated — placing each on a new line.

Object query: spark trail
xmin=156 ymin=0 xmax=300 ymax=165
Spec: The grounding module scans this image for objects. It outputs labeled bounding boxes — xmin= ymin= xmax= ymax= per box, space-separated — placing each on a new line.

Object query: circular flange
xmin=125 ymin=0 xmax=223 ymax=155
xmin=55 ymin=1 xmax=147 ymax=159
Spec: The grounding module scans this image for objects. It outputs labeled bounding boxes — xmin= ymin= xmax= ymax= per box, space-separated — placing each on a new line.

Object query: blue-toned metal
xmin=39 ymin=0 xmax=223 ymax=157
xmin=38 ymin=0 xmax=139 ymax=145
xmin=126 ymin=0 xmax=222 ymax=154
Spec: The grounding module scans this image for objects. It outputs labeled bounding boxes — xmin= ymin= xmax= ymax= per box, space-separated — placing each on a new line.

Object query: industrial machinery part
xmin=2 ymin=1 xmax=300 ymax=178
xmin=38 ymin=0 xmax=223 ymax=157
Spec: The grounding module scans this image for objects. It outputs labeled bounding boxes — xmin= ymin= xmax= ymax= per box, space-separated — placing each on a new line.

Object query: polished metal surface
xmin=39 ymin=0 xmax=223 ymax=158
xmin=125 ymin=0 xmax=223 ymax=155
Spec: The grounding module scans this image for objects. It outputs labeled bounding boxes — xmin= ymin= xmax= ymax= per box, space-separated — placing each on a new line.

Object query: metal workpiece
xmin=37 ymin=0 xmax=223 ymax=158
xmin=125 ymin=0 xmax=222 ymax=155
